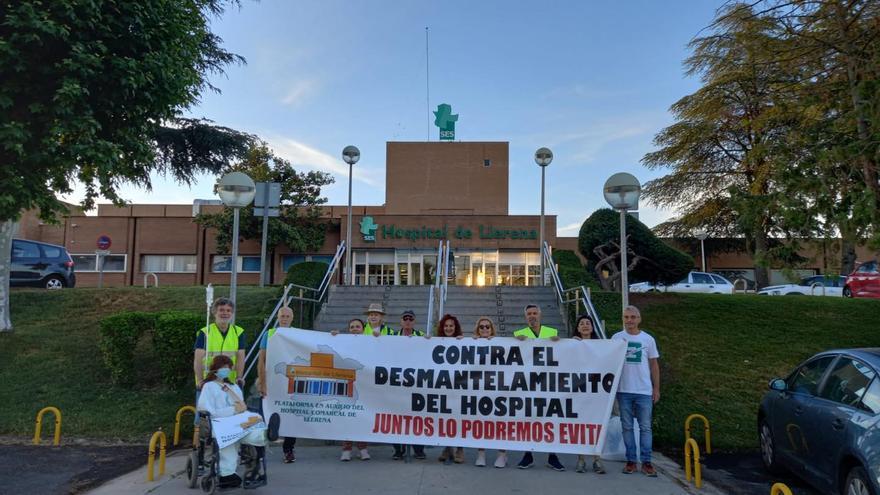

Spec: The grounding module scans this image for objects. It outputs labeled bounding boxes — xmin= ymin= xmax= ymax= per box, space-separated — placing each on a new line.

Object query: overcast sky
xmin=60 ymin=0 xmax=724 ymax=235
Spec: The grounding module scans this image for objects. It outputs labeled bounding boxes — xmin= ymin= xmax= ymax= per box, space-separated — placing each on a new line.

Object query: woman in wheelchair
xmin=197 ymin=355 xmax=269 ymax=489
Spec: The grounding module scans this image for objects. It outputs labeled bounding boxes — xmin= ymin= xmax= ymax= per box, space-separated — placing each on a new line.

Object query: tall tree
xmin=642 ymin=4 xmax=795 ymax=288
xmin=755 ymin=0 xmax=880 ymax=230
xmin=0 ymin=0 xmax=253 ymax=331
xmin=195 ymin=144 xmax=335 ymax=282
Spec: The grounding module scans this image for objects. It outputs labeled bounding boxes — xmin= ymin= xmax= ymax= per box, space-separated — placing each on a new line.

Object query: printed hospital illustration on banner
xmin=263 ymin=329 xmax=627 ymax=455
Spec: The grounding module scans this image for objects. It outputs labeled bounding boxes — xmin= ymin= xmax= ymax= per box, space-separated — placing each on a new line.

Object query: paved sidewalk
xmin=87 ymin=444 xmax=716 ymax=495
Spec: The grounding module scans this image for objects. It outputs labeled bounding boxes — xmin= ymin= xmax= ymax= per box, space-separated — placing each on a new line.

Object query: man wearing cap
xmin=513 ymin=304 xmax=564 ymax=471
xmin=391 ymin=310 xmax=426 ymax=460
xmin=363 ymin=303 xmax=395 ymax=336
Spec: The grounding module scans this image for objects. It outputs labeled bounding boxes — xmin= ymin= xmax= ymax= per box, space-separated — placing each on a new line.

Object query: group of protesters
xmin=192 ymin=296 xmax=660 ymax=488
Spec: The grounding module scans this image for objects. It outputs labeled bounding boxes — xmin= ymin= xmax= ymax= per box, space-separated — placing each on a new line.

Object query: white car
xmin=629 ymin=271 xmax=735 ymax=295
xmin=757 ymin=275 xmax=846 ymax=297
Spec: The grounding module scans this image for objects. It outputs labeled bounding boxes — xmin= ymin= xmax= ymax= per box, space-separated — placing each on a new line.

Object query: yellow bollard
xmin=771 ymin=482 xmax=793 ymax=495
xmin=684 ymin=438 xmax=702 ymax=489
xmin=173 ymin=406 xmax=197 ymax=447
xmin=685 ymin=413 xmax=712 ymax=454
xmin=147 ymin=430 xmax=167 ymax=482
xmin=33 ymin=406 xmax=62 ymax=446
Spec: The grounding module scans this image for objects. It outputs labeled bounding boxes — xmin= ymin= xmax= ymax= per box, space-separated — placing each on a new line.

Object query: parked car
xmin=10 ymin=239 xmax=76 ymax=289
xmin=758 ymin=275 xmax=847 ymax=297
xmin=758 ymin=348 xmax=880 ymax=495
xmin=628 ymin=271 xmax=735 ymax=294
xmin=844 ymin=260 xmax=880 ymax=298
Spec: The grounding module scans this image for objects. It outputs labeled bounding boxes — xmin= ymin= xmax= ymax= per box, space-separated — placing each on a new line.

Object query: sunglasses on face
xmin=402 ymin=316 xmax=414 ymax=321
xmin=478 ymin=324 xmax=491 ymax=329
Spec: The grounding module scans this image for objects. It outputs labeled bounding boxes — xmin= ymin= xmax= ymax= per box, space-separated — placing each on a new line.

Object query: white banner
xmin=212 ymin=412 xmax=266 ymax=449
xmin=263 ymin=329 xmax=626 ymax=455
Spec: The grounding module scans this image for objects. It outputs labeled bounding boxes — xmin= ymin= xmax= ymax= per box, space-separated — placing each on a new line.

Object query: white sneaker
xmin=475 ymin=451 xmax=486 ymax=467
xmin=340 ymin=450 xmax=352 ymax=462
xmin=359 ymin=448 xmax=371 ymax=460
xmin=494 ymin=452 xmax=507 ymax=468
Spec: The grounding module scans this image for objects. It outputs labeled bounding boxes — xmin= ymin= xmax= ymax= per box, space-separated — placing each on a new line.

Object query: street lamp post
xmin=603 ymin=173 xmax=641 ymax=318
xmin=696 ymin=231 xmax=708 ymax=272
xmin=218 ymin=172 xmax=256 ymax=309
xmin=342 ymin=145 xmax=360 ymax=285
xmin=534 ymin=147 xmax=553 ymax=285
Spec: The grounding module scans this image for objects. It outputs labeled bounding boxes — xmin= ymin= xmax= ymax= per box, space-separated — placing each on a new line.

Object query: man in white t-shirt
xmin=611 ymin=305 xmax=660 ymax=477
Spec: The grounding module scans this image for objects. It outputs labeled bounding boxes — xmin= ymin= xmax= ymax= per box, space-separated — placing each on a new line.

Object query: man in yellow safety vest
xmin=513 ymin=304 xmax=564 ymax=471
xmin=193 ymin=297 xmax=247 ymax=388
xmin=258 ymin=306 xmax=298 ymax=463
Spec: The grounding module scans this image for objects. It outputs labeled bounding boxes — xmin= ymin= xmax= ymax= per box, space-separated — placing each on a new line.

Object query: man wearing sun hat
xmin=363 ymin=303 xmax=395 ymax=336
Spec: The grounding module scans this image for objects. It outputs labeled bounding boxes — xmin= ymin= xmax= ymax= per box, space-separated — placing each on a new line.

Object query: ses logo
xmin=360 ymin=216 xmax=378 ymax=242
xmin=433 ymin=103 xmax=458 ymax=141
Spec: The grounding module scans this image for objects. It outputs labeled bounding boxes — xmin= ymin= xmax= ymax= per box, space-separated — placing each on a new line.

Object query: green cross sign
xmin=433 ymin=103 xmax=458 ymax=141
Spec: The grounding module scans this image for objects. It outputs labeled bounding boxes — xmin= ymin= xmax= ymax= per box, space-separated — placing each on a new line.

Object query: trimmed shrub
xmin=552 ymin=249 xmax=600 ymax=291
xmin=283 ymin=261 xmax=329 ymax=290
xmin=98 ymin=312 xmax=158 ymax=385
xmin=579 ymin=208 xmax=693 ymax=286
xmin=282 ymin=261 xmax=329 ymax=328
xmin=153 ymin=311 xmax=203 ymax=389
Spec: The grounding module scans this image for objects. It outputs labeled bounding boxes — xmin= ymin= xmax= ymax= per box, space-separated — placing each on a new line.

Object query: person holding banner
xmin=472 ymin=317 xmax=508 ymax=469
xmin=513 ymin=304 xmax=565 ymax=472
xmin=198 ymin=355 xmax=268 ymax=489
xmin=332 ymin=318 xmax=374 ymax=461
xmin=435 ymin=314 xmax=466 ymax=464
xmin=363 ymin=303 xmax=395 ymax=336
xmin=612 ymin=305 xmax=660 ymax=477
xmin=258 ymin=306 xmax=297 ymax=464
xmin=194 ymin=297 xmax=247 ymax=388
xmin=391 ymin=310 xmax=427 ymax=461
xmin=571 ymin=314 xmax=606 ymax=474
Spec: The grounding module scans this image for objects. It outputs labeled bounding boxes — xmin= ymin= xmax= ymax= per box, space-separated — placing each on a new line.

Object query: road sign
xmin=95 ymin=249 xmax=111 ymax=256
xmin=253 ymin=207 xmax=280 ymax=217
xmin=254 ymin=182 xmax=281 ymax=208
xmin=96 ymin=235 xmax=112 ymax=250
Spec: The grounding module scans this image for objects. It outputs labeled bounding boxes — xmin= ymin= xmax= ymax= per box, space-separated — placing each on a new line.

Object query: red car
xmin=844 ymin=260 xmax=880 ymax=298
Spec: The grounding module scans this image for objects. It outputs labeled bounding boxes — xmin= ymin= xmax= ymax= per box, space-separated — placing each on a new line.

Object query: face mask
xmin=216 ymin=367 xmax=232 ymax=379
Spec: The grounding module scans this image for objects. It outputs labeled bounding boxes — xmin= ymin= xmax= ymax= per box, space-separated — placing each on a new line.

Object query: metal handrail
xmin=426 ymin=241 xmax=443 ymax=333
xmin=438 ymin=240 xmax=450 ymax=319
xmin=543 ymin=241 xmax=564 ymax=304
xmin=426 ymin=285 xmax=435 ymax=337
xmin=579 ymin=285 xmax=607 ymax=339
xmin=242 ymin=284 xmax=293 ymax=379
xmin=317 ymin=242 xmax=345 ymax=302
xmin=543 ymin=242 xmax=605 ymax=339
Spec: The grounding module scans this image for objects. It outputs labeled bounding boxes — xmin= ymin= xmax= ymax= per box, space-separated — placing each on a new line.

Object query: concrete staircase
xmin=313 ymin=285 xmax=566 ymax=337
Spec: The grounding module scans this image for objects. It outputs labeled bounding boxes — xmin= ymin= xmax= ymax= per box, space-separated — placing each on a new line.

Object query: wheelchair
xmin=186 ymin=410 xmax=267 ymax=493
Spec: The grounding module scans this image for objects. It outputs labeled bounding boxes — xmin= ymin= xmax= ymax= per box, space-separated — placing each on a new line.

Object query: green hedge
xmin=98 ymin=312 xmax=158 ymax=385
xmin=282 ymin=261 xmax=329 ymax=328
xmin=153 ymin=311 xmax=203 ymax=389
xmin=283 ymin=261 xmax=329 ymax=289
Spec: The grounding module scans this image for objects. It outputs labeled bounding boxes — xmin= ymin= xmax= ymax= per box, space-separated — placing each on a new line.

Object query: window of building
xmin=71 ymin=253 xmax=127 ymax=272
xmin=142 ymin=255 xmax=197 ymax=273
xmin=212 ymin=255 xmax=261 ymax=273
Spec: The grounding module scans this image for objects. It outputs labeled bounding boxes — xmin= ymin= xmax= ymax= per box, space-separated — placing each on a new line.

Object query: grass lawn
xmin=3 ymin=286 xmax=879 ymax=451
xmin=2 ymin=286 xmax=280 ymax=443
xmin=593 ymin=291 xmax=880 ymax=451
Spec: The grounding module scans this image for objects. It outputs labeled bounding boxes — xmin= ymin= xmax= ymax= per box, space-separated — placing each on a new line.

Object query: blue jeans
xmin=617 ymin=392 xmax=653 ymax=463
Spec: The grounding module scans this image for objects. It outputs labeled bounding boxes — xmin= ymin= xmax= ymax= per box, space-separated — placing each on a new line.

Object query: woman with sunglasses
xmin=472 ymin=317 xmax=508 ymax=468
xmin=571 ymin=314 xmax=606 ymax=474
